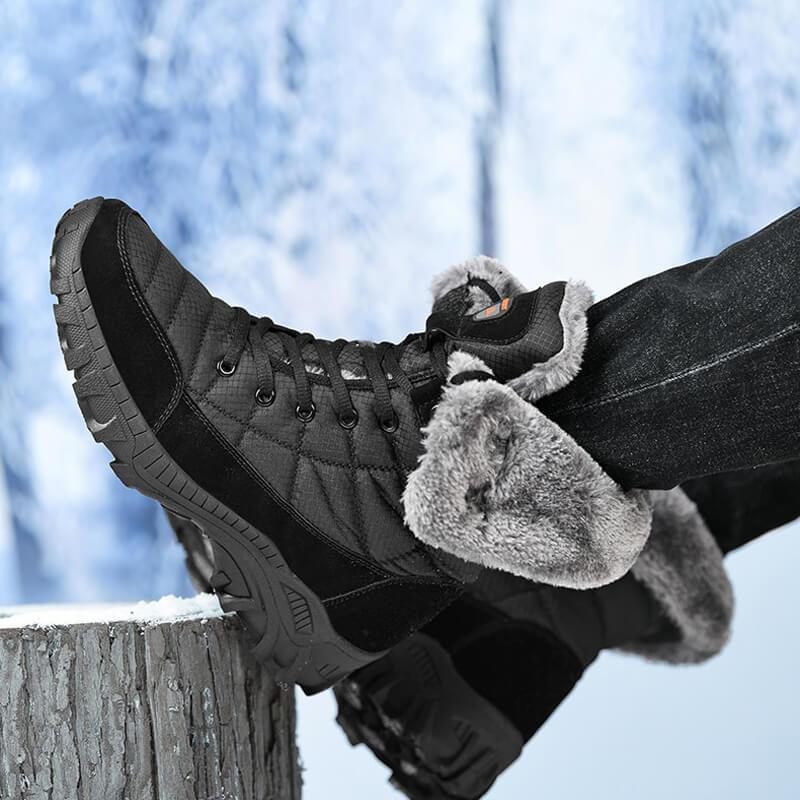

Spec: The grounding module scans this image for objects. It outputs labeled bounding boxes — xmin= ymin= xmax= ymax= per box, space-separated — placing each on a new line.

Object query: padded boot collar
xmin=403 ymin=352 xmax=652 ymax=589
xmin=430 ymin=256 xmax=593 ymax=401
xmin=431 ymin=256 xmax=529 ymax=313
xmin=621 ymin=488 xmax=734 ymax=664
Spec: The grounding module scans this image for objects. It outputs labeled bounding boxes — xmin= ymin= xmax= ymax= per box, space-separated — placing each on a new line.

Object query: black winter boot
xmin=333 ymin=489 xmax=733 ymax=799
xmin=51 ymin=197 xmax=592 ymax=692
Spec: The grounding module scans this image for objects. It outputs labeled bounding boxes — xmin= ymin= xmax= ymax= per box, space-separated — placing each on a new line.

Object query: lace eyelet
xmin=255 ymin=387 xmax=275 ymax=407
xmin=296 ymin=403 xmax=316 ymax=423
xmin=216 ymin=358 xmax=237 ymax=376
xmin=379 ymin=413 xmax=398 ymax=434
xmin=338 ymin=409 xmax=359 ymax=430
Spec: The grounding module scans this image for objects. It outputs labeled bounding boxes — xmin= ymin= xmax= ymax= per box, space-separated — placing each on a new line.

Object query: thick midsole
xmin=51 ymin=198 xmax=380 ymax=692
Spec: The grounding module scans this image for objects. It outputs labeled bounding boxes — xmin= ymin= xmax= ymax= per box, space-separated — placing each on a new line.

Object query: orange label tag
xmin=474 ymin=297 xmax=511 ymax=320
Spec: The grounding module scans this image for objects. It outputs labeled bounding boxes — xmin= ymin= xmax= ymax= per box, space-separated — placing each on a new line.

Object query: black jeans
xmin=538 ymin=206 xmax=800 ymax=549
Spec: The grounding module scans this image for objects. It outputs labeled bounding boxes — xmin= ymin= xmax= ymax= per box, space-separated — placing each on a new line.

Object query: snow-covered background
xmin=1 ymin=1 xmax=798 ymax=797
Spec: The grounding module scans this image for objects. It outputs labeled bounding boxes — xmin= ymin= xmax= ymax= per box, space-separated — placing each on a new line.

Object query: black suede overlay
xmin=422 ymin=593 xmax=507 ymax=649
xmin=80 ymin=199 xmax=462 ymax=654
xmin=453 ymin=621 xmax=583 ymax=743
xmin=326 ymin=579 xmax=463 ymax=653
xmin=81 ymin=201 xmax=179 ymax=428
xmin=158 ymin=395 xmax=386 ymax=601
xmin=423 ymin=597 xmax=584 ymax=743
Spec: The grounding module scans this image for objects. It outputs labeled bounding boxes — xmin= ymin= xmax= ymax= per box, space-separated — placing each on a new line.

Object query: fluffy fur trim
xmin=431 ymin=256 xmax=528 ymax=313
xmin=404 ymin=361 xmax=652 ymax=589
xmin=508 ymin=280 xmax=594 ymax=402
xmin=430 ymin=256 xmax=594 ymax=400
xmin=447 ymin=350 xmax=494 ymax=380
xmin=622 ymin=488 xmax=733 ymax=664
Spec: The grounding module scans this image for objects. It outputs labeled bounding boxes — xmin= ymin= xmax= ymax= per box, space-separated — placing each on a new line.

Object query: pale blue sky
xmin=2 ymin=2 xmax=799 ymax=797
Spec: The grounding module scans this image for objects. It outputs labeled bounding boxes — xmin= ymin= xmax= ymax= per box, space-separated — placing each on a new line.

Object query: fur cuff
xmin=447 ymin=350 xmax=494 ymax=380
xmin=622 ymin=488 xmax=733 ymax=664
xmin=430 ymin=257 xmax=594 ymax=401
xmin=431 ymin=256 xmax=528 ymax=313
xmin=404 ymin=355 xmax=652 ymax=589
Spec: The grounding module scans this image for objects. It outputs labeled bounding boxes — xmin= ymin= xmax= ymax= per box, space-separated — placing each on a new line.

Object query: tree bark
xmin=0 ymin=597 xmax=301 ymax=800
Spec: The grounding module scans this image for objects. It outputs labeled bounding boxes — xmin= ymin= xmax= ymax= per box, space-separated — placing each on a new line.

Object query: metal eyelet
xmin=338 ymin=409 xmax=359 ymax=430
xmin=255 ymin=387 xmax=275 ymax=407
xmin=216 ymin=358 xmax=237 ymax=376
xmin=379 ymin=413 xmax=398 ymax=434
xmin=295 ymin=402 xmax=316 ymax=423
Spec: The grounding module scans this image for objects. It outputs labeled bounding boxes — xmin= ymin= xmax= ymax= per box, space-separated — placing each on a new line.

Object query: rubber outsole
xmin=167 ymin=508 xmax=217 ymax=594
xmin=50 ymin=197 xmax=381 ymax=694
xmin=168 ymin=509 xmax=517 ymax=800
xmin=334 ymin=633 xmax=522 ymax=800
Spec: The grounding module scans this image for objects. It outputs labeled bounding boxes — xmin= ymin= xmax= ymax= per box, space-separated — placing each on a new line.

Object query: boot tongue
xmin=265 ymin=331 xmax=432 ymax=382
xmin=259 ymin=333 xmax=368 ymax=380
xmin=261 ymin=266 xmax=517 ymax=382
xmin=302 ymin=340 xmax=368 ymax=380
xmin=303 ymin=290 xmax=481 ymax=380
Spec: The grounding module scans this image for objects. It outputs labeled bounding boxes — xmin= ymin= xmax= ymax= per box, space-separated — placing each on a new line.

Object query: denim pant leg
xmin=539 ymin=206 xmax=800 ymax=490
xmin=681 ymin=460 xmax=800 ymax=554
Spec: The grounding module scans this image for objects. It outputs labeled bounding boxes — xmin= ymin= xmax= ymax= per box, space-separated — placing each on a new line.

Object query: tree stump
xmin=0 ymin=595 xmax=301 ymax=800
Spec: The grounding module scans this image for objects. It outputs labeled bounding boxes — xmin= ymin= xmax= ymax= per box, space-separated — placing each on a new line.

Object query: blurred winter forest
xmin=1 ymin=2 xmax=799 ymax=798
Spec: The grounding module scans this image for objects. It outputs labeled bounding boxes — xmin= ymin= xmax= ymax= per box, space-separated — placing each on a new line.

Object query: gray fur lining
xmin=622 ymin=488 xmax=734 ymax=664
xmin=431 ymin=256 xmax=528 ymax=313
xmin=430 ymin=257 xmax=593 ymax=400
xmin=446 ymin=349 xmax=495 ymax=379
xmin=404 ymin=354 xmax=652 ymax=589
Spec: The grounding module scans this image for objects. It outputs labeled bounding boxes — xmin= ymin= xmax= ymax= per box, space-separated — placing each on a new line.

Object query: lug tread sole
xmin=334 ymin=633 xmax=523 ymax=800
xmin=50 ymin=197 xmax=377 ymax=694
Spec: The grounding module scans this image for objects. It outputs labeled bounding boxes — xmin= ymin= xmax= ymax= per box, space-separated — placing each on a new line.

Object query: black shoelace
xmin=218 ymin=308 xmax=450 ymax=430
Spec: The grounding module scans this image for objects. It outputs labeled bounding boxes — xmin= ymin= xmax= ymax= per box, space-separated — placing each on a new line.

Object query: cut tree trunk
xmin=0 ymin=595 xmax=301 ymax=800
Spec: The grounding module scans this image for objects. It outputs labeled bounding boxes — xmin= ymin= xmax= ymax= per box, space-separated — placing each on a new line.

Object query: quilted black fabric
xmin=124 ymin=211 xmax=474 ymax=584
xmin=121 ymin=209 xmax=574 ymax=593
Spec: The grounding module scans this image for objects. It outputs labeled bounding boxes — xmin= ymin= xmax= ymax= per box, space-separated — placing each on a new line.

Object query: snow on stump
xmin=0 ymin=594 xmax=301 ymax=800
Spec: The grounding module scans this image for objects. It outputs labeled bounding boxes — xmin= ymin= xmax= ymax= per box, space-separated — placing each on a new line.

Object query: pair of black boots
xmin=173 ymin=488 xmax=732 ymax=799
xmin=52 ymin=198 xmax=733 ymax=799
